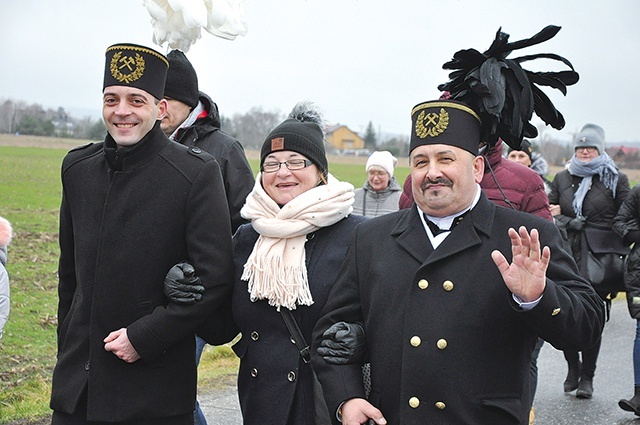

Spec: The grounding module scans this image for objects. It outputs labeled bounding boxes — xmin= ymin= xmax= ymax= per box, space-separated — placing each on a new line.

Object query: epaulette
xmin=68 ymin=142 xmax=95 ymax=153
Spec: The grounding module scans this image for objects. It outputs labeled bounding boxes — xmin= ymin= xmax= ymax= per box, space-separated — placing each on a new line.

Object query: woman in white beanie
xmin=353 ymin=150 xmax=402 ymax=218
xmin=0 ymin=215 xmax=12 ymax=340
xmin=549 ymin=123 xmax=630 ymax=399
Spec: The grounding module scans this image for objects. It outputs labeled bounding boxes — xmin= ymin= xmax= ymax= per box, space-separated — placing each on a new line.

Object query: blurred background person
xmin=353 ymin=150 xmax=401 ymax=218
xmin=507 ymin=139 xmax=551 ymax=192
xmin=613 ymin=183 xmax=640 ymax=415
xmin=0 ymin=215 xmax=11 ymax=340
xmin=549 ymin=123 xmax=630 ymax=399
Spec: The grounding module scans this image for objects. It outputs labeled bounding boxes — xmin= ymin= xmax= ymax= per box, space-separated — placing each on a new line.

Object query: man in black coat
xmin=161 ymin=49 xmax=254 ymax=234
xmin=50 ymin=43 xmax=234 ymax=425
xmin=311 ymin=100 xmax=605 ymax=425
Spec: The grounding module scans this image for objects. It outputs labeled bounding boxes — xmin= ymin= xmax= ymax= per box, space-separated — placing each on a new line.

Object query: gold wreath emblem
xmin=415 ymin=108 xmax=449 ymax=138
xmin=110 ymin=52 xmax=145 ymax=84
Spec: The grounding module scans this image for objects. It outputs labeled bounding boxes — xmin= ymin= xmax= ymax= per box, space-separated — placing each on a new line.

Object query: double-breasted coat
xmin=50 ymin=123 xmax=234 ymax=422
xmin=198 ymin=214 xmax=365 ymax=425
xmin=312 ymin=194 xmax=605 ymax=425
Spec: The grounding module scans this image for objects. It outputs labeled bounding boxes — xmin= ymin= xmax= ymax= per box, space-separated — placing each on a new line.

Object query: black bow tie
xmin=425 ymin=212 xmax=468 ymax=236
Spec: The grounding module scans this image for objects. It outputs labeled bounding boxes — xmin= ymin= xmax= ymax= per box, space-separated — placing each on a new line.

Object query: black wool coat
xmin=613 ymin=185 xmax=640 ymax=318
xmin=312 ymin=194 xmax=605 ymax=425
xmin=50 ymin=123 xmax=234 ymax=422
xmin=198 ymin=214 xmax=366 ymax=425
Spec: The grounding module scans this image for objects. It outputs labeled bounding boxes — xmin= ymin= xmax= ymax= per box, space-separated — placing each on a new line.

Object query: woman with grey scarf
xmin=549 ymin=123 xmax=630 ymax=400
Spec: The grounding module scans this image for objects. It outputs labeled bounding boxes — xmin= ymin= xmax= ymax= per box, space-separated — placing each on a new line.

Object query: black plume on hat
xmin=261 ymin=101 xmax=328 ymax=178
xmin=165 ymin=50 xmax=199 ymax=108
xmin=437 ymin=25 xmax=579 ymax=150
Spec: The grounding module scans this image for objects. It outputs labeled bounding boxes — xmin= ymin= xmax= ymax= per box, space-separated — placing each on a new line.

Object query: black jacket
xmin=51 ymin=123 xmax=234 ymax=421
xmin=174 ymin=92 xmax=254 ymax=233
xmin=613 ymin=185 xmax=640 ymax=318
xmin=312 ymin=195 xmax=604 ymax=425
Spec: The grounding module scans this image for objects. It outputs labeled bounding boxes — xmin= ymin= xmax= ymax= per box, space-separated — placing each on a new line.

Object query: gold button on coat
xmin=410 ymin=336 xmax=421 ymax=347
xmin=443 ymin=280 xmax=454 ymax=291
xmin=552 ymin=308 xmax=561 ymax=316
xmin=409 ymin=397 xmax=420 ymax=408
xmin=418 ymin=279 xmax=428 ymax=289
xmin=435 ymin=401 xmax=446 ymax=410
xmin=437 ymin=339 xmax=447 ymax=349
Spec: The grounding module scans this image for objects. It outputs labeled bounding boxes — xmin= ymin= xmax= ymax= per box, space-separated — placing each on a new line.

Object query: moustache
xmin=421 ymin=178 xmax=453 ymax=191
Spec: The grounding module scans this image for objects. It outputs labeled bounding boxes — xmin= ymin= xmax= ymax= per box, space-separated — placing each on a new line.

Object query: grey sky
xmin=1 ymin=0 xmax=638 ymax=143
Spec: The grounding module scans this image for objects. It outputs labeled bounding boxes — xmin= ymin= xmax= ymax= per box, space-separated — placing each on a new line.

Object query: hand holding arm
xmin=317 ymin=322 xmax=366 ymax=365
xmin=491 ymin=226 xmax=550 ymax=303
xmin=164 ymin=262 xmax=205 ymax=305
xmin=104 ymin=328 xmax=141 ymax=363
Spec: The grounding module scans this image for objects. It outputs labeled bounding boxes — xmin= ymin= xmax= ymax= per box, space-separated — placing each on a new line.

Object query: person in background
xmin=161 ymin=49 xmax=254 ymax=234
xmin=161 ymin=49 xmax=255 ymax=425
xmin=0 ymin=215 xmax=11 ymax=340
xmin=49 ymin=43 xmax=234 ymax=425
xmin=549 ymin=123 xmax=630 ymax=399
xmin=507 ymin=139 xmax=552 ymax=192
xmin=312 ymin=99 xmax=604 ymax=425
xmin=353 ymin=150 xmax=402 ymax=218
xmin=613 ymin=183 xmax=640 ymax=415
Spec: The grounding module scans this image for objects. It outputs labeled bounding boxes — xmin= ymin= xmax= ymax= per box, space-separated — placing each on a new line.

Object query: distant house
xmin=608 ymin=145 xmax=640 ymax=168
xmin=326 ymin=124 xmax=366 ymax=152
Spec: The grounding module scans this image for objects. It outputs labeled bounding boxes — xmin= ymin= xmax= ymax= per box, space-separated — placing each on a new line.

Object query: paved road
xmin=198 ymin=298 xmax=640 ymax=424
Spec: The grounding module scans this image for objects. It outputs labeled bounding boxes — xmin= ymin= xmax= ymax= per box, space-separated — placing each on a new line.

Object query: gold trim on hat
xmin=411 ymin=101 xmax=481 ymax=123
xmin=106 ymin=44 xmax=169 ymax=67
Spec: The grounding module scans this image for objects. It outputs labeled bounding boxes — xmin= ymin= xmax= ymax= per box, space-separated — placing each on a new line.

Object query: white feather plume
xmin=143 ymin=0 xmax=248 ymax=52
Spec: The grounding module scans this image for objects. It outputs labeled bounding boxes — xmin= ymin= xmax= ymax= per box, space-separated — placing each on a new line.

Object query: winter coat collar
xmin=103 ymin=121 xmax=169 ymax=171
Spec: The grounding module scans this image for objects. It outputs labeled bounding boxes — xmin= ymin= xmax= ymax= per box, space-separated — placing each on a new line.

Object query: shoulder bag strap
xmin=280 ymin=308 xmax=311 ymax=364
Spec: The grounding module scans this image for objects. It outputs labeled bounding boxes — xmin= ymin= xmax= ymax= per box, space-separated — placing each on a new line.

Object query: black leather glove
xmin=164 ymin=262 xmax=205 ymax=305
xmin=567 ymin=217 xmax=586 ymax=231
xmin=625 ymin=230 xmax=640 ymax=245
xmin=317 ymin=322 xmax=366 ymax=365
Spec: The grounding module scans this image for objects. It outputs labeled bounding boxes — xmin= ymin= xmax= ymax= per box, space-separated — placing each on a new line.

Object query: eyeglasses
xmin=576 ymin=146 xmax=597 ymax=153
xmin=261 ymin=159 xmax=313 ymax=173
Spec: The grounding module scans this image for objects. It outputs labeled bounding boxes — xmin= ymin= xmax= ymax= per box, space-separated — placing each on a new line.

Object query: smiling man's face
xmin=102 ymin=85 xmax=166 ymax=147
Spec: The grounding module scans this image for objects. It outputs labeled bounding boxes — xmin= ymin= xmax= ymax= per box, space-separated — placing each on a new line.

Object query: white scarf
xmin=240 ymin=173 xmax=354 ymax=310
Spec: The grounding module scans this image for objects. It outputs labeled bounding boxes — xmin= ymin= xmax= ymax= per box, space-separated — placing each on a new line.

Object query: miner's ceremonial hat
xmin=103 ymin=43 xmax=168 ymax=100
xmin=410 ymin=100 xmax=482 ymax=155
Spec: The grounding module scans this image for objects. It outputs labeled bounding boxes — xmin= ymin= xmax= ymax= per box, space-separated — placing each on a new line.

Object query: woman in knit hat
xmin=549 ymin=123 xmax=630 ymax=399
xmin=172 ymin=102 xmax=365 ymax=425
xmin=0 ymin=215 xmax=12 ymax=340
xmin=353 ymin=150 xmax=402 ymax=218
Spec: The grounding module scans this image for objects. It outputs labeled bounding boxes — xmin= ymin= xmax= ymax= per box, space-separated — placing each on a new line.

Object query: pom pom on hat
xmin=366 ymin=151 xmax=397 ymax=178
xmin=165 ymin=50 xmax=199 ymax=108
xmin=573 ymin=123 xmax=605 ymax=155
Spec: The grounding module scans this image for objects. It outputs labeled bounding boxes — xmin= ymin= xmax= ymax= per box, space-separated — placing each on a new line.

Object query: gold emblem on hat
xmin=415 ymin=108 xmax=449 ymax=138
xmin=110 ymin=51 xmax=145 ymax=84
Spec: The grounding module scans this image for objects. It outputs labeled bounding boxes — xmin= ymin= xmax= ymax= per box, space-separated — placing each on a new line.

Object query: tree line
xmin=0 ymin=97 xmax=593 ymax=166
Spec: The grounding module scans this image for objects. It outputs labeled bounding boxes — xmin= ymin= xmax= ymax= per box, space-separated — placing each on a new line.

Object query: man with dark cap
xmin=161 ymin=49 xmax=254 ymax=425
xmin=161 ymin=49 xmax=254 ymax=234
xmin=49 ymin=43 xmax=234 ymax=425
xmin=311 ymin=99 xmax=605 ymax=424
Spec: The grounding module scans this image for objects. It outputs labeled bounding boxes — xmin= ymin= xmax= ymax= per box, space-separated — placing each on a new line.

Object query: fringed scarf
xmin=240 ymin=173 xmax=354 ymax=310
xmin=568 ymin=153 xmax=619 ymax=218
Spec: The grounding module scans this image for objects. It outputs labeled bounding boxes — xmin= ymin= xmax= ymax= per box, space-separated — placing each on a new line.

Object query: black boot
xmin=563 ymin=361 xmax=582 ymax=392
xmin=618 ymin=386 xmax=640 ymax=415
xmin=576 ymin=377 xmax=593 ymax=399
